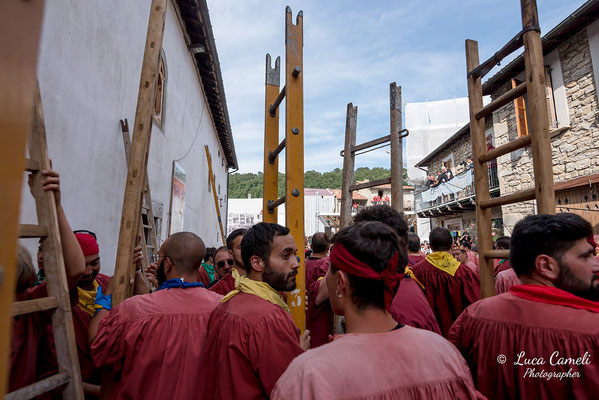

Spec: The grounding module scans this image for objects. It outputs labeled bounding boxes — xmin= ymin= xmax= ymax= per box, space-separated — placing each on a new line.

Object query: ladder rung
xmin=18 ymin=224 xmax=48 ymax=238
xmin=479 ymin=187 xmax=535 ymax=209
xmin=468 ymin=27 xmax=526 ymax=80
xmin=12 ymin=296 xmax=58 ymax=317
xmin=483 ymin=250 xmax=510 ymax=259
xmin=478 ymin=135 xmax=531 ymax=163
xmin=5 ymin=372 xmax=70 ymax=400
xmin=349 ymin=177 xmax=391 ymax=192
xmin=146 ymin=245 xmax=155 ymax=249
xmin=25 ymin=158 xmax=40 ymax=172
xmin=475 ymin=82 xmax=527 ymax=120
xmin=142 ymin=224 xmax=152 ymax=229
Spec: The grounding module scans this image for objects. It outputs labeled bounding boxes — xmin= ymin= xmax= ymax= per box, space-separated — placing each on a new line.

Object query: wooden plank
xmin=263 ymin=54 xmax=280 ymax=224
xmin=521 ymin=0 xmax=556 ymax=214
xmin=349 ymin=177 xmax=391 ymax=192
xmin=340 ymin=103 xmax=358 ymax=228
xmin=390 ymin=82 xmax=403 ymax=213
xmin=113 ymin=0 xmax=168 ymax=305
xmin=479 ymin=187 xmax=536 ymax=209
xmin=475 ymin=82 xmax=527 ymax=120
xmin=5 ymin=372 xmax=70 ymax=400
xmin=343 ymin=134 xmax=390 ymax=156
xmin=12 ymin=297 xmax=58 ymax=317
xmin=284 ymin=7 xmax=305 ymax=331
xmin=478 ymin=135 xmax=531 ymax=163
xmin=484 ymin=250 xmax=510 ymax=259
xmin=25 ymin=158 xmax=40 ymax=172
xmin=18 ymin=224 xmax=48 ymax=238
xmin=468 ymin=28 xmax=524 ymax=80
xmin=466 ymin=39 xmax=495 ymax=299
xmin=205 ymin=146 xmax=226 ymax=244
xmin=0 ymin=1 xmax=45 ymax=395
xmin=29 ymin=83 xmax=84 ymax=399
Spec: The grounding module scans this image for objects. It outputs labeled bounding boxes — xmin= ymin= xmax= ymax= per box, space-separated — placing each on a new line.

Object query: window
xmin=442 ymin=153 xmax=454 ymax=173
xmin=511 ymin=66 xmax=557 ymax=137
xmin=512 ymin=78 xmax=528 ymax=137
xmin=153 ymin=52 xmax=166 ymax=128
xmin=544 ymin=66 xmax=558 ymax=130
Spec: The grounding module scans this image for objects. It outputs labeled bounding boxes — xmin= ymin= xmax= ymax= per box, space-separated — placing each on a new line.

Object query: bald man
xmin=89 ymin=232 xmax=222 ymax=399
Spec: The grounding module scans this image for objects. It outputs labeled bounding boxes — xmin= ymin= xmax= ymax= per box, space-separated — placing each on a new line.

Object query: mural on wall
xmin=169 ymin=161 xmax=187 ymax=235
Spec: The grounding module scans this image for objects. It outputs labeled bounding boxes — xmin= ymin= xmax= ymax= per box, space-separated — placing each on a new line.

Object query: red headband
xmin=329 ymin=243 xmax=403 ymax=312
xmin=75 ymin=233 xmax=99 ymax=256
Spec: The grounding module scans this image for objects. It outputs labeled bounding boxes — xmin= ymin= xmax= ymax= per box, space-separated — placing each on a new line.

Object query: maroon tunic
xmin=495 ymin=268 xmax=519 ymax=294
xmin=449 ymin=289 xmax=599 ymax=399
xmin=494 ymin=259 xmax=511 ymax=275
xmin=305 ymin=256 xmax=325 ymax=290
xmin=306 ymin=257 xmax=331 ymax=348
xmin=10 ymin=284 xmax=50 ymax=392
xmin=198 ymin=292 xmax=304 ymax=399
xmin=208 ymin=272 xmax=235 ymax=295
xmin=412 ymin=258 xmax=480 ymax=337
xmin=408 ymin=254 xmax=425 ymax=267
xmin=390 ymin=277 xmax=441 ymax=335
xmin=196 ymin=266 xmax=211 ymax=287
xmin=91 ymin=287 xmax=222 ymax=399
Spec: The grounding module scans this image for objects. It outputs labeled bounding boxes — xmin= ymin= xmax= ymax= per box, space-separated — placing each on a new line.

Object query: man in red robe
xmin=407 ymin=232 xmax=425 ymax=267
xmin=305 ymin=232 xmax=331 ymax=348
xmin=493 ymin=236 xmax=511 ymax=275
xmin=494 ymin=267 xmax=519 ymax=294
xmin=272 ymin=221 xmax=481 ymax=399
xmin=452 ymin=245 xmax=479 ymax=276
xmin=90 ymin=232 xmax=222 ymax=399
xmin=10 ymin=169 xmax=85 ymax=392
xmin=212 ymin=245 xmax=233 ymax=281
xmin=449 ymin=213 xmax=599 ymax=399
xmin=305 ymin=232 xmax=329 ymax=289
xmin=209 ymin=228 xmax=246 ymax=295
xmin=412 ymin=227 xmax=480 ymax=337
xmin=198 ymin=222 xmax=308 ymax=399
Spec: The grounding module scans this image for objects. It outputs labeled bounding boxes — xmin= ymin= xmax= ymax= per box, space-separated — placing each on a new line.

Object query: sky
xmin=207 ymin=0 xmax=587 ymax=174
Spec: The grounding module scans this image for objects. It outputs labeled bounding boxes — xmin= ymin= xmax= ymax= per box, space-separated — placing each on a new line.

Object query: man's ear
xmin=534 ymin=254 xmax=560 ymax=281
xmin=336 ymin=270 xmax=348 ymax=296
xmin=249 ymin=255 xmax=265 ymax=273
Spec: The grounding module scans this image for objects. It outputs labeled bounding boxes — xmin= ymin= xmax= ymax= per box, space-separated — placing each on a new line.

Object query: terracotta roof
xmin=330 ymin=189 xmax=367 ymax=200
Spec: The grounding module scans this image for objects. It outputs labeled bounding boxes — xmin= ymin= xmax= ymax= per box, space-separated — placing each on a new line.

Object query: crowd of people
xmin=9 ymin=168 xmax=599 ymax=399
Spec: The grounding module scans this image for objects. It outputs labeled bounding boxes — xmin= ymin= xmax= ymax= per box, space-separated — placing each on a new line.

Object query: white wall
xmin=587 ymin=19 xmax=599 ymax=104
xmin=19 ymin=0 xmax=231 ymax=275
xmin=545 ymin=48 xmax=570 ymax=128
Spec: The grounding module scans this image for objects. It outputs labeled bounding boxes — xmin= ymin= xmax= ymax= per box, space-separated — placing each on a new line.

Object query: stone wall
xmin=425 ymin=133 xmax=473 ymax=177
xmin=497 ymin=29 xmax=599 ymax=232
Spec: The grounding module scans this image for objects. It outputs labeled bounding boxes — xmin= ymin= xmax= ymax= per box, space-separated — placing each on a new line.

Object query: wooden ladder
xmin=466 ymin=0 xmax=555 ymax=298
xmin=7 ymin=83 xmax=85 ymax=400
xmin=205 ymin=145 xmax=226 ymax=245
xmin=339 ymin=83 xmax=409 ymax=228
xmin=262 ymin=7 xmax=306 ymax=331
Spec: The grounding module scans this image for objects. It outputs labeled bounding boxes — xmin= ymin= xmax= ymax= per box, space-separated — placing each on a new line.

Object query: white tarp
xmin=421 ymin=170 xmax=473 ymax=202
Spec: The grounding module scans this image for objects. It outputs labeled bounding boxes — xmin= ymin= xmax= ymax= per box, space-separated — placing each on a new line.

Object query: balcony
xmin=415 ymin=164 xmax=500 ymax=217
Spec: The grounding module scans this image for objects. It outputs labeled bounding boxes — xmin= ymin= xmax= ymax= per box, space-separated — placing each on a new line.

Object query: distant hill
xmin=228 ymin=167 xmax=407 ymax=198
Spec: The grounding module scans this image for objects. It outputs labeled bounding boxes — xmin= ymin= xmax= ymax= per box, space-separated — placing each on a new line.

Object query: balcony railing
xmin=415 ymin=164 xmax=499 ymax=212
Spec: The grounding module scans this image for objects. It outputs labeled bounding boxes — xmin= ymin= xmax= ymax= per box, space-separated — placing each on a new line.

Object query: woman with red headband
xmin=272 ymin=221 xmax=481 ymax=399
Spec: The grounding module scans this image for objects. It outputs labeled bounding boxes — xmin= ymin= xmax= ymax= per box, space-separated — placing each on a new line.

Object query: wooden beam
xmin=475 ymin=82 xmax=527 ymax=120
xmin=263 ymin=54 xmax=280 ymax=224
xmin=18 ymin=224 xmax=48 ymax=238
xmin=284 ymin=7 xmax=305 ymax=331
xmin=12 ymin=297 xmax=58 ymax=317
xmin=5 ymin=373 xmax=69 ymax=400
xmin=0 ymin=1 xmax=45 ymax=395
xmin=113 ymin=0 xmax=168 ymax=305
xmin=340 ymin=103 xmax=358 ymax=228
xmin=479 ymin=187 xmax=536 ymax=209
xmin=521 ymin=0 xmax=555 ymax=214
xmin=390 ymin=83 xmax=403 ymax=213
xmin=205 ymin=146 xmax=226 ymax=244
xmin=484 ymin=250 xmax=510 ymax=259
xmin=25 ymin=158 xmax=40 ymax=172
xmin=478 ymin=135 xmax=531 ymax=163
xmin=466 ymin=39 xmax=495 ymax=298
xmin=349 ymin=177 xmax=391 ymax=192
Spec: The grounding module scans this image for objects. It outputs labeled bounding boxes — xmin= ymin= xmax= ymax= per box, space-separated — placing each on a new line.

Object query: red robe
xmin=408 ymin=254 xmax=425 ymax=267
xmin=494 ymin=268 xmax=519 ymax=294
xmin=198 ymin=292 xmax=304 ymax=398
xmin=449 ymin=288 xmax=599 ymax=399
xmin=208 ymin=272 xmax=235 ymax=295
xmin=272 ymin=326 xmax=482 ymax=399
xmin=305 ymin=256 xmax=325 ymax=290
xmin=467 ymin=250 xmax=479 ymax=268
xmin=306 ymin=257 xmax=332 ymax=348
xmin=91 ymin=287 xmax=222 ymax=399
xmin=494 ymin=259 xmax=511 ymax=275
xmin=390 ymin=277 xmax=441 ymax=335
xmin=412 ymin=258 xmax=480 ymax=337
xmin=10 ymin=284 xmax=50 ymax=392
xmin=197 ymin=266 xmax=211 ymax=287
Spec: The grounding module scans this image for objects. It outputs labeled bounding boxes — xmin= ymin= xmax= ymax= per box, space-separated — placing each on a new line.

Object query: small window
xmin=153 ymin=52 xmax=166 ymax=128
xmin=512 ymin=78 xmax=528 ymax=137
xmin=544 ymin=66 xmax=558 ymax=129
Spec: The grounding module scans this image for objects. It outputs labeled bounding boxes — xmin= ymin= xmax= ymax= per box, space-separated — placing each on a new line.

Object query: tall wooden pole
xmin=263 ymin=54 xmax=280 ymax=224
xmin=466 ymin=39 xmax=495 ymax=298
xmin=340 ymin=103 xmax=358 ymax=228
xmin=390 ymin=83 xmax=403 ymax=213
xmin=0 ymin=1 xmax=46 ymax=395
xmin=284 ymin=7 xmax=305 ymax=331
xmin=113 ymin=0 xmax=167 ymax=305
xmin=521 ymin=0 xmax=555 ymax=214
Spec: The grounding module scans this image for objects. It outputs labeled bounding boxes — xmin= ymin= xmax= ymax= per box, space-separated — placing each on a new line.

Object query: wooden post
xmin=263 ymin=54 xmax=280 ymax=224
xmin=284 ymin=7 xmax=305 ymax=331
xmin=466 ymin=39 xmax=495 ymax=298
xmin=113 ymin=0 xmax=167 ymax=305
xmin=521 ymin=0 xmax=555 ymax=214
xmin=340 ymin=103 xmax=358 ymax=228
xmin=390 ymin=83 xmax=403 ymax=213
xmin=205 ymin=146 xmax=226 ymax=244
xmin=0 ymin=1 xmax=45 ymax=395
